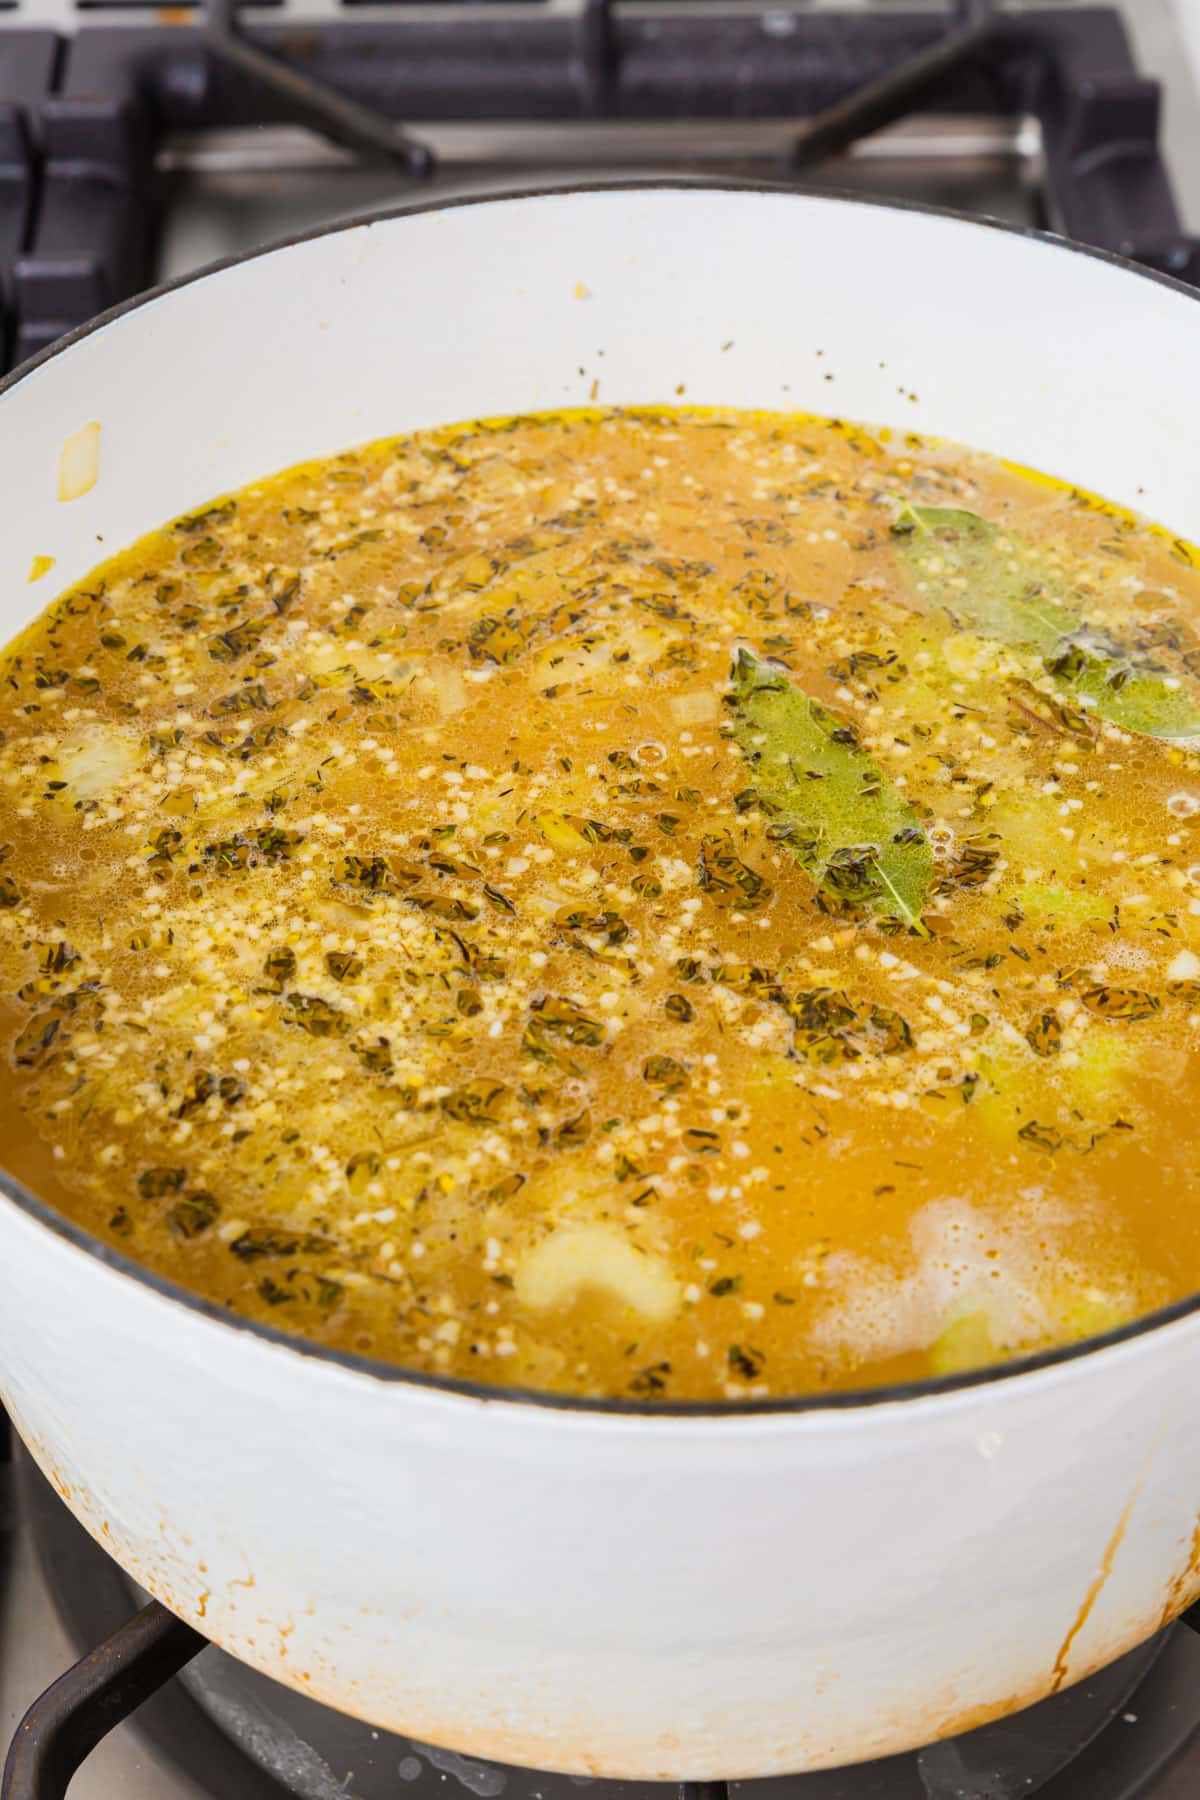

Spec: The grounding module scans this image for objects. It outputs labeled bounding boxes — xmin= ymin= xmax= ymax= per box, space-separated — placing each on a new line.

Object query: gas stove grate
xmin=2 ymin=1605 xmax=206 ymax=1800
xmin=1 ymin=5 xmax=1199 ymax=370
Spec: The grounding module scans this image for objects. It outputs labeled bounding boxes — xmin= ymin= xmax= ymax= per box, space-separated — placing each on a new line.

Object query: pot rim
xmin=3 ymin=174 xmax=1197 ymax=1418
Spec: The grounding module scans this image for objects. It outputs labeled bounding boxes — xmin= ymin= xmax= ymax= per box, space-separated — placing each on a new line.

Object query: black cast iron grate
xmin=2 ymin=1606 xmax=208 ymax=1800
xmin=0 ymin=4 xmax=1199 ymax=370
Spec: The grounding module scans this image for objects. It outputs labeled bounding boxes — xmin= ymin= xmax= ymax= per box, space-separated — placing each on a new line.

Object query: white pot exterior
xmin=2 ymin=185 xmax=1200 ymax=1778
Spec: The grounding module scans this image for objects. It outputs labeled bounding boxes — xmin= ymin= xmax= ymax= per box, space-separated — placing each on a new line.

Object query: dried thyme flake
xmin=229 ymin=1227 xmax=336 ymax=1263
xmin=167 ymin=1191 xmax=221 ymax=1238
xmin=439 ymin=1078 xmax=509 ymax=1124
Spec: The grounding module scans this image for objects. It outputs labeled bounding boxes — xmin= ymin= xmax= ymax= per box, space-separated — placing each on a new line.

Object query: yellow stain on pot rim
xmin=58 ymin=421 xmax=101 ymax=502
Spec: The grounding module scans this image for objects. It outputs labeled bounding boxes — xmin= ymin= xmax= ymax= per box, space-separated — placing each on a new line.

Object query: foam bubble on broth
xmin=809 ymin=1196 xmax=1156 ymax=1375
xmin=1 ymin=405 xmax=1199 ymax=1402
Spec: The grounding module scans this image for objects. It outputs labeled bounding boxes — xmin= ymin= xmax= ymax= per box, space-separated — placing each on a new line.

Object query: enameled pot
xmin=3 ymin=183 xmax=1200 ymax=1780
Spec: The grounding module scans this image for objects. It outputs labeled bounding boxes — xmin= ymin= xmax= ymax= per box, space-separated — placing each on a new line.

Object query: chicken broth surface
xmin=3 ymin=406 xmax=1200 ymax=1400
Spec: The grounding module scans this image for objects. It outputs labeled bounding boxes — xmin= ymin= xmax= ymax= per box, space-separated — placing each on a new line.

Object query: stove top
xmin=6 ymin=3 xmax=1200 ymax=1797
xmin=3 ymin=0 xmax=1200 ymax=370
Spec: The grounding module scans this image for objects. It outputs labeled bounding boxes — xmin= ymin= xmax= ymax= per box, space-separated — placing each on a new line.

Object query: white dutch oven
xmin=2 ymin=183 xmax=1200 ymax=1780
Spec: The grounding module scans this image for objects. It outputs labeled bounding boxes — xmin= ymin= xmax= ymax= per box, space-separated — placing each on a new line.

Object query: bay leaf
xmin=893 ymin=502 xmax=1200 ymax=743
xmin=1043 ymin=637 xmax=1200 ymax=742
xmin=893 ymin=502 xmax=1076 ymax=651
xmin=727 ymin=648 xmax=931 ymax=928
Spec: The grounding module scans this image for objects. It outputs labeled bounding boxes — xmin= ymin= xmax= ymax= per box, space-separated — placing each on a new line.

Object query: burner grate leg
xmin=0 ymin=1601 xmax=205 ymax=1800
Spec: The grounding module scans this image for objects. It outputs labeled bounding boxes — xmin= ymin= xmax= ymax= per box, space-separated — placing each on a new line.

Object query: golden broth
xmin=2 ymin=406 xmax=1200 ymax=1400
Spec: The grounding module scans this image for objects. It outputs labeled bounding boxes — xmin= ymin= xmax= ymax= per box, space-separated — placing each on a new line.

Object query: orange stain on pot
xmin=1158 ymin=1509 xmax=1200 ymax=1629
xmin=926 ymin=1686 xmax=1041 ymax=1743
xmin=1050 ymin=1476 xmax=1144 ymax=1694
xmin=916 ymin=1600 xmax=1173 ymax=1760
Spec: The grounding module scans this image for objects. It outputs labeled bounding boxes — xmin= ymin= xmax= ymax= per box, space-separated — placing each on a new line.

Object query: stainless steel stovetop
xmin=145 ymin=2 xmax=1200 ymax=279
xmin=6 ymin=2 xmax=1200 ymax=1796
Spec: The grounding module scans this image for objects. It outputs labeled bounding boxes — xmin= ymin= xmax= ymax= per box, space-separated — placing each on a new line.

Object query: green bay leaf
xmin=893 ymin=501 xmax=1200 ymax=743
xmin=893 ymin=502 xmax=1076 ymax=651
xmin=728 ymin=648 xmax=931 ymax=929
xmin=1042 ymin=638 xmax=1200 ymax=742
